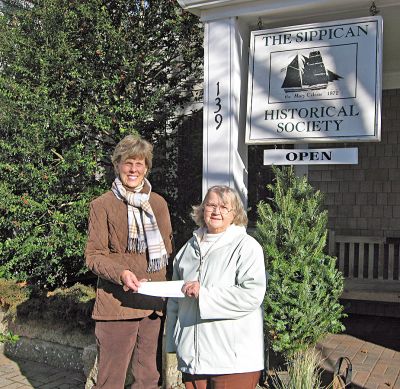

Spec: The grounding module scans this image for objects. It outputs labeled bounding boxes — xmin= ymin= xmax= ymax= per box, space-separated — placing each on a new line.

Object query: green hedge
xmin=0 ymin=0 xmax=203 ymax=288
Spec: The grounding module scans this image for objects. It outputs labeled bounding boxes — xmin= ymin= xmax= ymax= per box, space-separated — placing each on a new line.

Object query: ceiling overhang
xmin=178 ymin=0 xmax=400 ymax=89
xmin=177 ymin=0 xmax=399 ymax=21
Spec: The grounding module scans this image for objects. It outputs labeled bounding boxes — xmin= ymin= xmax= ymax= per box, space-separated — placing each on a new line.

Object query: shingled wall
xmin=309 ymin=89 xmax=400 ymax=238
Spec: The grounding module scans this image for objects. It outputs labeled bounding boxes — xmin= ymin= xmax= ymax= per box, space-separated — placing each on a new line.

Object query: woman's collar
xmin=122 ymin=179 xmax=150 ymax=194
xmin=193 ymin=224 xmax=246 ymax=243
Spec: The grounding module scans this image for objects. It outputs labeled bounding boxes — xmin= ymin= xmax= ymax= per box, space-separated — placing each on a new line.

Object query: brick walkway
xmin=318 ymin=314 xmax=400 ymax=389
xmin=0 ymin=353 xmax=85 ymax=389
xmin=319 ymin=334 xmax=400 ymax=388
xmin=0 ymin=313 xmax=399 ymax=389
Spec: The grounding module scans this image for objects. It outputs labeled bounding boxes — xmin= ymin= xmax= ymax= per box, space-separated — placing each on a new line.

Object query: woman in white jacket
xmin=166 ymin=185 xmax=266 ymax=389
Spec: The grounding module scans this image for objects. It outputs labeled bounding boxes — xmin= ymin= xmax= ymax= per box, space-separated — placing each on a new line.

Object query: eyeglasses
xmin=204 ymin=203 xmax=232 ymax=215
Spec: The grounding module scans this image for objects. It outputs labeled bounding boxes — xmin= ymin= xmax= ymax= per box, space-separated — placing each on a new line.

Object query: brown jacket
xmin=85 ymin=187 xmax=173 ymax=320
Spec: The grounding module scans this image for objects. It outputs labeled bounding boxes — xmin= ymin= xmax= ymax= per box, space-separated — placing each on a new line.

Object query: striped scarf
xmin=111 ymin=177 xmax=168 ymax=272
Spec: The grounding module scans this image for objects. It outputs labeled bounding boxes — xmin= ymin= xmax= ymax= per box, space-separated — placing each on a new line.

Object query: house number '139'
xmin=214 ymin=82 xmax=223 ymax=130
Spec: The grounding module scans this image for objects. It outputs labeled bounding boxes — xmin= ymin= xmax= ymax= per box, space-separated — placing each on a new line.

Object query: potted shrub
xmin=256 ymin=166 xmax=345 ymax=379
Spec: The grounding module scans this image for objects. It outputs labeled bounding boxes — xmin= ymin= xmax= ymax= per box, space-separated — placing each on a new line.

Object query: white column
xmin=203 ymin=17 xmax=249 ymax=206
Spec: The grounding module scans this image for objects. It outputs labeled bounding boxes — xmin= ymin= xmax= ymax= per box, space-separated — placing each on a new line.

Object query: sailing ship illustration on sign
xmin=282 ymin=50 xmax=342 ymax=92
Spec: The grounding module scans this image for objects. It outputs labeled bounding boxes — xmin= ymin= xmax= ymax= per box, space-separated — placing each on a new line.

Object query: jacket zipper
xmin=194 ymin=246 xmax=203 ymax=373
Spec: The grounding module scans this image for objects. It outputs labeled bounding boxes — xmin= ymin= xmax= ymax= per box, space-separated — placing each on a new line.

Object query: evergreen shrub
xmin=0 ymin=0 xmax=203 ymax=288
xmin=256 ymin=166 xmax=345 ymax=357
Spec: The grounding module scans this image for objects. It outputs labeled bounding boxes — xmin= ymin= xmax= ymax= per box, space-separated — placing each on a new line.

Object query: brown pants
xmin=182 ymin=371 xmax=261 ymax=389
xmin=94 ymin=314 xmax=162 ymax=389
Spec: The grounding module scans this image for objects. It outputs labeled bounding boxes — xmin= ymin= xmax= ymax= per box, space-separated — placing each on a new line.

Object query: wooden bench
xmin=328 ymin=232 xmax=400 ymax=303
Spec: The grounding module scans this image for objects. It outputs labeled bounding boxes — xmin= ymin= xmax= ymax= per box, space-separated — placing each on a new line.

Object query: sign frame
xmin=246 ymin=16 xmax=383 ymax=145
xmin=263 ymin=147 xmax=358 ymax=165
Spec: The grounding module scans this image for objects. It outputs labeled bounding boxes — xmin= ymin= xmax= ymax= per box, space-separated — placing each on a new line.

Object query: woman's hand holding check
xmin=182 ymin=281 xmax=200 ymax=299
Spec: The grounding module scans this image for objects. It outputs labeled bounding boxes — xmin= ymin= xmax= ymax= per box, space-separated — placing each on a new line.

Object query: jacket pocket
xmin=175 ymin=317 xmax=196 ymax=369
xmin=202 ymin=319 xmax=236 ymax=368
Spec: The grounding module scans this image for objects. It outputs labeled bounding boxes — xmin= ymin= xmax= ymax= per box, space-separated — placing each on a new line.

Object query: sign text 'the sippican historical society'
xmin=245 ymin=16 xmax=382 ymax=144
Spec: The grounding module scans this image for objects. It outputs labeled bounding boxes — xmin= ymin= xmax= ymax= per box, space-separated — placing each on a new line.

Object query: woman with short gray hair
xmin=166 ymin=185 xmax=266 ymax=389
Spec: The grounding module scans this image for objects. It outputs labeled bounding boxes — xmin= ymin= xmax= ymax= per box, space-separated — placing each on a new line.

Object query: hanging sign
xmin=246 ymin=16 xmax=383 ymax=144
xmin=263 ymin=148 xmax=358 ymax=165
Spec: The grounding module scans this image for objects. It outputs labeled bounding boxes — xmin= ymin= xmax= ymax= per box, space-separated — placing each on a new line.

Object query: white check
xmin=138 ymin=280 xmax=185 ymax=298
